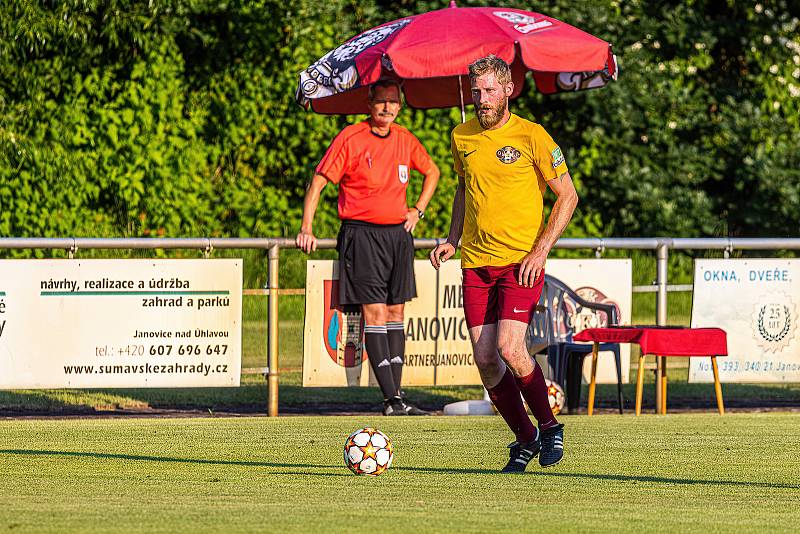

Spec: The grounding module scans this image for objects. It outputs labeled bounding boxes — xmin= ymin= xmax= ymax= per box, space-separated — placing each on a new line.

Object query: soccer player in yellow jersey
xmin=430 ymin=55 xmax=578 ymax=472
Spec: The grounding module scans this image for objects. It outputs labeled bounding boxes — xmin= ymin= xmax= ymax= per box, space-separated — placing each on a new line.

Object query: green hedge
xmin=1 ymin=1 xmax=798 ymax=247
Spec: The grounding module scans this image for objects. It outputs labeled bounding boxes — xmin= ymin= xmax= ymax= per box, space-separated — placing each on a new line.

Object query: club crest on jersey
xmin=496 ymin=146 xmax=521 ymax=164
xmin=551 ymin=147 xmax=565 ymax=168
xmin=398 ymin=164 xmax=409 ymax=183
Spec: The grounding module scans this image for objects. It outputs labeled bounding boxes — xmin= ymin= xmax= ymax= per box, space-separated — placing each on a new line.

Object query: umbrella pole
xmin=458 ymin=75 xmax=466 ymax=123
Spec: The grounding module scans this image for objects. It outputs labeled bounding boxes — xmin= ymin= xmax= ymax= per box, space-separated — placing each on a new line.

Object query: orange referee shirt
xmin=316 ymin=121 xmax=434 ymax=224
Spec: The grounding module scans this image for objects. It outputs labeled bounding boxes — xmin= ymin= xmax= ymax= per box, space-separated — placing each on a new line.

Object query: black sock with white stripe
xmin=386 ymin=321 xmax=405 ymax=395
xmin=364 ymin=325 xmax=397 ymax=400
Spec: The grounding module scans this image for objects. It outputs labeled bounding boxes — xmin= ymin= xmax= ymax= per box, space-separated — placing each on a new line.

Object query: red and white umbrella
xmin=297 ymin=2 xmax=618 ymax=115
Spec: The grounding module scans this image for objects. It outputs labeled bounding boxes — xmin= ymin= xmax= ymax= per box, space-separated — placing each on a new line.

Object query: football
xmin=343 ymin=428 xmax=394 ymax=476
xmin=546 ymin=379 xmax=566 ymax=416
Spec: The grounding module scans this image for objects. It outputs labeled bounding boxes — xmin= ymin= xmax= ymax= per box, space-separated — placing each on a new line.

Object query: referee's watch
xmin=415 ymin=207 xmax=425 ymax=220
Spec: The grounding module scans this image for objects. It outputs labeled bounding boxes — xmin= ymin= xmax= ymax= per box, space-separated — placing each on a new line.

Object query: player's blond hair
xmin=468 ymin=55 xmax=512 ymax=86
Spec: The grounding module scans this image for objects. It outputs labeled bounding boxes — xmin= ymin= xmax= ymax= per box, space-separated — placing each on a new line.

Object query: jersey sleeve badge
xmin=551 ymin=147 xmax=565 ymax=168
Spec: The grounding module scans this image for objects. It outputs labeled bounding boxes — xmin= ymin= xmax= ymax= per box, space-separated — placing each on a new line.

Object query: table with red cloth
xmin=573 ymin=327 xmax=728 ymax=415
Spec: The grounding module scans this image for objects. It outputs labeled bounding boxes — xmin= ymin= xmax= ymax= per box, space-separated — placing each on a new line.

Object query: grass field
xmin=2 ymin=413 xmax=799 ymax=532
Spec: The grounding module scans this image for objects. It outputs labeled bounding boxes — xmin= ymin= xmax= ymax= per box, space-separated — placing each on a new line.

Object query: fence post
xmin=655 ymin=242 xmax=669 ymax=413
xmin=267 ymin=244 xmax=280 ymax=416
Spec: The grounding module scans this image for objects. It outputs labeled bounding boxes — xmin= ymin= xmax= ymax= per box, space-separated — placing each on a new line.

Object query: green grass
xmin=1 ymin=414 xmax=799 ymax=532
xmin=632 ymin=290 xmax=693 ymax=326
xmin=241 ymin=294 xmax=305 ymax=369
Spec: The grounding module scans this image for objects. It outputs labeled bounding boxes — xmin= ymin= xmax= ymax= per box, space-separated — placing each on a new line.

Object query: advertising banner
xmin=690 ymin=259 xmax=800 ymax=383
xmin=0 ymin=259 xmax=242 ymax=388
xmin=303 ymin=258 xmax=631 ymax=387
xmin=302 ymin=259 xmax=476 ymax=387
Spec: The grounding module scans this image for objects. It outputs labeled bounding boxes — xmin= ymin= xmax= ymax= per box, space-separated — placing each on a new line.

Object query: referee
xmin=297 ymin=78 xmax=440 ymax=415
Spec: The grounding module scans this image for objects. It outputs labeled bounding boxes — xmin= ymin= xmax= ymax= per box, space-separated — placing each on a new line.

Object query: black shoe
xmin=501 ymin=432 xmax=541 ymax=473
xmin=401 ymin=401 xmax=430 ymax=416
xmin=398 ymin=391 xmax=430 ymax=415
xmin=539 ymin=423 xmax=564 ymax=467
xmin=382 ymin=397 xmax=407 ymax=416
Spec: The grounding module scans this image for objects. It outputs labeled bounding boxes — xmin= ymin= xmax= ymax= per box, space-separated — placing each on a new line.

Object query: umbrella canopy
xmin=297 ymin=3 xmax=617 ymax=114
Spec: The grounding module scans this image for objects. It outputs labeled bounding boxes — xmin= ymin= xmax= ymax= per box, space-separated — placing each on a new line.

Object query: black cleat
xmin=399 ymin=391 xmax=430 ymax=415
xmin=501 ymin=432 xmax=541 ymax=473
xmin=539 ymin=424 xmax=564 ymax=467
xmin=382 ymin=397 xmax=408 ymax=416
xmin=401 ymin=401 xmax=430 ymax=416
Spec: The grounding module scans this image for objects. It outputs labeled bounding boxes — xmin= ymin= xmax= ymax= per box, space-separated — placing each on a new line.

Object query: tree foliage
xmin=1 ymin=0 xmax=798 ymax=246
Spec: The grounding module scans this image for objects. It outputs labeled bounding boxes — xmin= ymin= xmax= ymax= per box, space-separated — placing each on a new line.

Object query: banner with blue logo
xmin=690 ymin=259 xmax=799 ymax=382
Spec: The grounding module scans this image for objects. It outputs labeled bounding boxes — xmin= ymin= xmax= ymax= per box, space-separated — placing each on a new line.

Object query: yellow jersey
xmin=451 ymin=114 xmax=568 ymax=268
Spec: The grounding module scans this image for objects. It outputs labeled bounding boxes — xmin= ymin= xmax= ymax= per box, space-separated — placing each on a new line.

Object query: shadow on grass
xmin=529 ymin=470 xmax=800 ymax=489
xmin=396 ymin=465 xmax=800 ymax=489
xmin=2 ymin=449 xmax=798 ymax=489
xmin=0 ymin=449 xmax=345 ymax=471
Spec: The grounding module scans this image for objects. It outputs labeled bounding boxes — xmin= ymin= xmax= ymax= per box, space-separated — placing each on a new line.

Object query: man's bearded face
xmin=476 ymin=96 xmax=507 ymax=129
xmin=471 ymin=72 xmax=511 ymax=130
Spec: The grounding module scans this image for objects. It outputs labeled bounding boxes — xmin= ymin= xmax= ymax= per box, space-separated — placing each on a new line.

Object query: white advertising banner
xmin=302 ymin=258 xmax=631 ymax=387
xmin=0 ymin=259 xmax=242 ymax=388
xmin=690 ymin=259 xmax=800 ymax=383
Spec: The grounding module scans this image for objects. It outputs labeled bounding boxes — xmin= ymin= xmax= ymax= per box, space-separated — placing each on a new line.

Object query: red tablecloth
xmin=573 ymin=327 xmax=727 ymax=356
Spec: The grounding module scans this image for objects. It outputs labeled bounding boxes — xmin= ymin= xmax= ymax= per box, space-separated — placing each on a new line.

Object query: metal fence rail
xmin=2 ymin=236 xmax=800 ymax=415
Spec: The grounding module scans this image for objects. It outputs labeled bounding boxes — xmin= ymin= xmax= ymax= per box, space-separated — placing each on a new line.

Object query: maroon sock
xmin=516 ymin=364 xmax=558 ymax=429
xmin=487 ymin=368 xmax=537 ymax=443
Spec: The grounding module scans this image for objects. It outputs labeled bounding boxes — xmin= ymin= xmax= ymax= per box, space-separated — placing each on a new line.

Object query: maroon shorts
xmin=462 ymin=264 xmax=544 ymax=329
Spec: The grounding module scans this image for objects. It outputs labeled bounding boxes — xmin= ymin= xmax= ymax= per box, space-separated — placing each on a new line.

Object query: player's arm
xmin=518 ymin=171 xmax=579 ymax=287
xmin=429 ymin=174 xmax=465 ymax=270
xmin=296 ymin=173 xmax=328 ymax=253
xmin=405 ymin=162 xmax=440 ymax=232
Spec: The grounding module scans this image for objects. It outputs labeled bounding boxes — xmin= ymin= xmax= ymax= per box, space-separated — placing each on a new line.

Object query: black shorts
xmin=337 ymin=220 xmax=417 ymax=306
